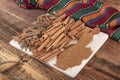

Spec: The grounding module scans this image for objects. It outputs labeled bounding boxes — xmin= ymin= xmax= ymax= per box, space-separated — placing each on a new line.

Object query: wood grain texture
xmin=2 ymin=56 xmax=73 ymax=80
xmin=0 ymin=0 xmax=46 ymax=22
xmin=0 ymin=38 xmax=26 ymax=72
xmin=2 ymin=58 xmax=49 ymax=80
xmin=76 ymin=66 xmax=115 ymax=80
xmin=0 ymin=0 xmax=120 ymax=80
xmin=88 ymin=39 xmax=120 ymax=79
xmin=0 ymin=73 xmax=10 ymax=80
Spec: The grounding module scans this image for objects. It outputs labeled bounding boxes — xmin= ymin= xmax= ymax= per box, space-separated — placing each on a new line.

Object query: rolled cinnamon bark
xmin=70 ymin=20 xmax=83 ymax=30
xmin=53 ymin=14 xmax=67 ymax=23
xmin=37 ymin=38 xmax=51 ymax=51
xmin=43 ymin=49 xmax=62 ymax=62
xmin=51 ymin=26 xmax=65 ymax=40
xmin=52 ymin=33 xmax=65 ymax=48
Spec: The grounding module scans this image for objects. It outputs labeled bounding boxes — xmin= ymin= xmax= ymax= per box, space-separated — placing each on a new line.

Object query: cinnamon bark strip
xmin=40 ymin=49 xmax=59 ymax=60
xmin=31 ymin=38 xmax=40 ymax=45
xmin=67 ymin=22 xmax=76 ymax=32
xmin=53 ymin=14 xmax=67 ymax=23
xmin=51 ymin=27 xmax=65 ymax=40
xmin=49 ymin=15 xmax=57 ymax=20
xmin=59 ymin=37 xmax=70 ymax=49
xmin=70 ymin=20 xmax=83 ymax=30
xmin=68 ymin=26 xmax=81 ymax=36
xmin=66 ymin=18 xmax=75 ymax=30
xmin=45 ymin=25 xmax=62 ymax=36
xmin=46 ymin=32 xmax=64 ymax=51
xmin=52 ymin=11 xmax=59 ymax=17
xmin=63 ymin=16 xmax=70 ymax=25
xmin=45 ymin=22 xmax=62 ymax=34
xmin=43 ymin=49 xmax=62 ymax=62
xmin=75 ymin=27 xmax=91 ymax=39
xmin=55 ymin=36 xmax=67 ymax=48
xmin=32 ymin=49 xmax=47 ymax=58
xmin=68 ymin=24 xmax=86 ymax=36
xmin=14 ymin=33 xmax=26 ymax=42
xmin=51 ymin=33 xmax=65 ymax=48
xmin=45 ymin=16 xmax=51 ymax=22
xmin=52 ymin=21 xmax=63 ymax=27
xmin=42 ymin=34 xmax=49 ymax=39
xmin=37 ymin=38 xmax=51 ymax=51
xmin=45 ymin=44 xmax=53 ymax=52
xmin=40 ymin=50 xmax=55 ymax=60
xmin=34 ymin=40 xmax=42 ymax=46
xmin=64 ymin=38 xmax=72 ymax=48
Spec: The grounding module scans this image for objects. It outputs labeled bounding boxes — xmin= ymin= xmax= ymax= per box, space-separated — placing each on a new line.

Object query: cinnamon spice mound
xmin=55 ymin=32 xmax=94 ymax=70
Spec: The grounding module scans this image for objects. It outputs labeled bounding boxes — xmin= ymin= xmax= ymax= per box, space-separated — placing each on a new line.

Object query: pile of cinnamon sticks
xmin=13 ymin=14 xmax=57 ymax=50
xmin=13 ymin=13 xmax=98 ymax=62
xmin=31 ymin=14 xmax=94 ymax=62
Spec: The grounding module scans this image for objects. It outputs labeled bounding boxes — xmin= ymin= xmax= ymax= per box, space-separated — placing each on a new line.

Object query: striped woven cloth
xmin=14 ymin=0 xmax=120 ymax=42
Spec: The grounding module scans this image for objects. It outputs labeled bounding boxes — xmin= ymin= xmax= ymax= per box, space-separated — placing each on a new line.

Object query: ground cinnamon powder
xmin=55 ymin=32 xmax=94 ymax=70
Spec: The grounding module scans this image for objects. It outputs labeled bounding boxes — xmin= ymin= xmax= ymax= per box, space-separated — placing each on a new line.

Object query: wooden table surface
xmin=0 ymin=0 xmax=120 ymax=80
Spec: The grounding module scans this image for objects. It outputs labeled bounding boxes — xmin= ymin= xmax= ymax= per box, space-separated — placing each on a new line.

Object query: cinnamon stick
xmin=45 ymin=25 xmax=62 ymax=36
xmin=43 ymin=49 xmax=62 ymax=62
xmin=66 ymin=18 xmax=75 ymax=30
xmin=70 ymin=20 xmax=83 ymax=30
xmin=75 ymin=27 xmax=91 ymax=39
xmin=63 ymin=16 xmax=70 ymax=25
xmin=37 ymin=38 xmax=51 ymax=51
xmin=64 ymin=38 xmax=72 ymax=48
xmin=59 ymin=37 xmax=70 ymax=49
xmin=53 ymin=14 xmax=67 ymax=23
xmin=55 ymin=36 xmax=67 ymax=48
xmin=51 ymin=33 xmax=65 ymax=48
xmin=45 ymin=22 xmax=62 ymax=34
xmin=51 ymin=26 xmax=65 ymax=40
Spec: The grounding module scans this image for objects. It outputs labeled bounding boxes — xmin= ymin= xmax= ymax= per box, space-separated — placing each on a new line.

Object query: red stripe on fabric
xmin=43 ymin=0 xmax=59 ymax=9
xmin=89 ymin=0 xmax=97 ymax=5
xmin=106 ymin=28 xmax=117 ymax=35
xmin=66 ymin=4 xmax=90 ymax=16
xmin=89 ymin=8 xmax=118 ymax=28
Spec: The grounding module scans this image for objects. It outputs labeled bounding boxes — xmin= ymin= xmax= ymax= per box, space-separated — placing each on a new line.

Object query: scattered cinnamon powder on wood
xmin=55 ymin=32 xmax=94 ymax=70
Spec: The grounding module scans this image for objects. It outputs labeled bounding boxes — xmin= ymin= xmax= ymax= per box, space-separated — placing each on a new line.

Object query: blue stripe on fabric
xmin=86 ymin=7 xmax=112 ymax=25
xmin=42 ymin=0 xmax=52 ymax=5
xmin=116 ymin=17 xmax=120 ymax=26
xmin=63 ymin=3 xmax=82 ymax=14
xmin=86 ymin=0 xmax=90 ymax=4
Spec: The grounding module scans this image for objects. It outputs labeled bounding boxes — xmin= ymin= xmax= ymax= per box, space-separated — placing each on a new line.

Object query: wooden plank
xmin=0 ymin=8 xmax=30 ymax=42
xmin=27 ymin=58 xmax=73 ymax=80
xmin=0 ymin=0 xmax=119 ymax=79
xmin=88 ymin=39 xmax=120 ymax=79
xmin=0 ymin=0 xmax=46 ymax=22
xmin=0 ymin=73 xmax=10 ymax=80
xmin=2 ymin=57 xmax=72 ymax=80
xmin=0 ymin=8 xmax=29 ymax=32
xmin=0 ymin=3 xmax=33 ymax=75
xmin=0 ymin=40 xmax=25 ymax=72
xmin=76 ymin=66 xmax=115 ymax=80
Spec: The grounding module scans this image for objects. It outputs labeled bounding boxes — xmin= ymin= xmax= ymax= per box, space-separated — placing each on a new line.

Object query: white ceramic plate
xmin=10 ymin=32 xmax=108 ymax=78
